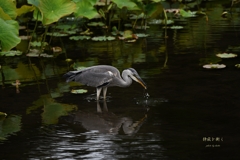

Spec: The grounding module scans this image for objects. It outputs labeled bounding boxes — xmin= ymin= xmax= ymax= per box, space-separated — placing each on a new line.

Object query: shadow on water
xmin=1 ymin=1 xmax=240 ymax=159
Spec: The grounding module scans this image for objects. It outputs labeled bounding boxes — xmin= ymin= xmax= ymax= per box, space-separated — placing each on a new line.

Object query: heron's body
xmin=63 ymin=65 xmax=147 ymax=100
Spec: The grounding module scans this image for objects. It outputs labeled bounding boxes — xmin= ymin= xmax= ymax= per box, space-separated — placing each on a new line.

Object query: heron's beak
xmin=130 ymin=74 xmax=147 ymax=89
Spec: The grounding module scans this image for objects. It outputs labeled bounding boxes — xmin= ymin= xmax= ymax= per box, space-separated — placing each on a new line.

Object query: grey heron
xmin=63 ymin=65 xmax=147 ymax=101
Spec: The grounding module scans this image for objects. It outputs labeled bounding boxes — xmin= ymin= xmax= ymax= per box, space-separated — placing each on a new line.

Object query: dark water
xmin=1 ymin=1 xmax=240 ymax=159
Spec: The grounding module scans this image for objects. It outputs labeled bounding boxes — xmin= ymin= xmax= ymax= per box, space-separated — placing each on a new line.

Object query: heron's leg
xmin=103 ymin=87 xmax=108 ymax=100
xmin=96 ymin=87 xmax=102 ymax=101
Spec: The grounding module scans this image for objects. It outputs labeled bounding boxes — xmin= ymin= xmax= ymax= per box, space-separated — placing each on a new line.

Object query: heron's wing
xmin=75 ymin=70 xmax=114 ymax=87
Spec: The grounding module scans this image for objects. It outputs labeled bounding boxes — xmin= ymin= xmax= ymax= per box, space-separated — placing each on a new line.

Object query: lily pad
xmin=0 ymin=50 xmax=22 ymax=57
xmin=235 ymin=64 xmax=240 ymax=68
xmin=203 ymin=64 xmax=226 ymax=69
xmin=136 ymin=33 xmax=149 ymax=38
xmin=71 ymin=89 xmax=88 ymax=94
xmin=46 ymin=32 xmax=69 ymax=37
xmin=92 ymin=36 xmax=115 ymax=41
xmin=69 ymin=35 xmax=91 ymax=40
xmin=216 ymin=53 xmax=237 ymax=58
xmin=30 ymin=41 xmax=48 ymax=47
xmin=87 ymin=22 xmax=105 ymax=27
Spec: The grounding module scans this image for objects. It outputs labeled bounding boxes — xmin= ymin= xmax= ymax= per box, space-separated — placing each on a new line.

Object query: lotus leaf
xmin=70 ymin=36 xmax=91 ymax=40
xmin=216 ymin=53 xmax=237 ymax=58
xmin=30 ymin=41 xmax=48 ymax=47
xmin=170 ymin=26 xmax=184 ymax=29
xmin=111 ymin=0 xmax=138 ymax=9
xmin=71 ymin=89 xmax=88 ymax=94
xmin=136 ymin=33 xmax=149 ymax=38
xmin=0 ymin=7 xmax=11 ymax=20
xmin=87 ymin=22 xmax=105 ymax=27
xmin=46 ymin=32 xmax=69 ymax=37
xmin=203 ymin=64 xmax=226 ymax=69
xmin=16 ymin=5 xmax=35 ymax=16
xmin=0 ymin=19 xmax=21 ymax=51
xmin=74 ymin=0 xmax=99 ymax=19
xmin=235 ymin=64 xmax=240 ymax=68
xmin=92 ymin=36 xmax=115 ymax=41
xmin=180 ymin=9 xmax=197 ymax=18
xmin=0 ymin=50 xmax=22 ymax=57
xmin=0 ymin=0 xmax=17 ymax=19
xmin=29 ymin=0 xmax=76 ymax=25
xmin=145 ymin=2 xmax=163 ymax=19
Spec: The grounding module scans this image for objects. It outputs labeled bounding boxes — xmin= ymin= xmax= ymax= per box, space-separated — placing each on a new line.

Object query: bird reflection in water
xmin=71 ymin=101 xmax=147 ymax=135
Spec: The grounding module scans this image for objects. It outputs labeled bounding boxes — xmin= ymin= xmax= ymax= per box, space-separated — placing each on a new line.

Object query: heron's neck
xmin=121 ymin=70 xmax=133 ymax=87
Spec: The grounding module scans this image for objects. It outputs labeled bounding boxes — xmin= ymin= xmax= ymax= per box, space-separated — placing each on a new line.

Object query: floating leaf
xmin=87 ymin=21 xmax=105 ymax=27
xmin=92 ymin=36 xmax=115 ymax=41
xmin=235 ymin=64 xmax=240 ymax=68
xmin=71 ymin=89 xmax=88 ymax=94
xmin=136 ymin=33 xmax=149 ymax=38
xmin=30 ymin=41 xmax=48 ymax=47
xmin=203 ymin=64 xmax=226 ymax=69
xmin=46 ymin=32 xmax=69 ymax=37
xmin=70 ymin=35 xmax=91 ymax=40
xmin=0 ymin=50 xmax=22 ymax=57
xmin=0 ymin=19 xmax=21 ymax=51
xmin=216 ymin=53 xmax=237 ymax=58
xmin=180 ymin=9 xmax=197 ymax=18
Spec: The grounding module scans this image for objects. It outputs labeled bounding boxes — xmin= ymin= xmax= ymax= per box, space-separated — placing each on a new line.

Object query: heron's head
xmin=127 ymin=68 xmax=147 ymax=89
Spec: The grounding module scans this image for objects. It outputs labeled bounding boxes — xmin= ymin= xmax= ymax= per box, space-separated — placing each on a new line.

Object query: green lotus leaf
xmin=180 ymin=9 xmax=197 ymax=18
xmin=92 ymin=36 xmax=115 ymax=41
xmin=0 ymin=50 xmax=22 ymax=56
xmin=69 ymin=35 xmax=91 ymax=40
xmin=136 ymin=33 xmax=149 ymax=37
xmin=16 ymin=5 xmax=35 ymax=17
xmin=30 ymin=41 xmax=48 ymax=47
xmin=38 ymin=0 xmax=76 ymax=25
xmin=46 ymin=32 xmax=69 ymax=37
xmin=145 ymin=2 xmax=163 ymax=19
xmin=74 ymin=0 xmax=99 ymax=19
xmin=87 ymin=21 xmax=105 ymax=27
xmin=111 ymin=0 xmax=138 ymax=9
xmin=71 ymin=89 xmax=88 ymax=94
xmin=0 ymin=0 xmax=17 ymax=19
xmin=27 ymin=0 xmax=40 ymax=7
xmin=0 ymin=7 xmax=11 ymax=20
xmin=0 ymin=19 xmax=21 ymax=51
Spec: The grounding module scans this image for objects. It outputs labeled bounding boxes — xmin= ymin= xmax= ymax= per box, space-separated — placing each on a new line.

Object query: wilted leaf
xmin=0 ymin=19 xmax=21 ymax=51
xmin=16 ymin=5 xmax=35 ymax=16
